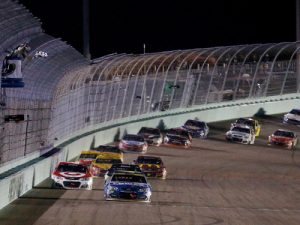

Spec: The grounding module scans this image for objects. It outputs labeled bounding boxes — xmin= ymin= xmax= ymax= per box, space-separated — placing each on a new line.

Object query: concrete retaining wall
xmin=0 ymin=94 xmax=299 ymax=210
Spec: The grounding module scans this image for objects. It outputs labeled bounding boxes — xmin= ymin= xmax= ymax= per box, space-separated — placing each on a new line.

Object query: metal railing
xmin=49 ymin=43 xmax=300 ymax=142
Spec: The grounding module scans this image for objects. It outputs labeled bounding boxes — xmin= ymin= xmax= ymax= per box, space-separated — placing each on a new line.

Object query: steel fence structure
xmin=1 ymin=0 xmax=300 ymax=166
xmin=50 ymin=44 xmax=300 ymax=141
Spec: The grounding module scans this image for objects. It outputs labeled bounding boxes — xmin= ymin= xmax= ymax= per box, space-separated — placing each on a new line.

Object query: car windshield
xmin=138 ymin=127 xmax=160 ymax=135
xmin=236 ymin=118 xmax=255 ymax=127
xmin=274 ymin=130 xmax=294 ymax=138
xmin=137 ymin=157 xmax=162 ymax=165
xmin=232 ymin=127 xmax=250 ymax=133
xmin=79 ymin=153 xmax=98 ymax=159
xmin=111 ymin=174 xmax=146 ymax=183
xmin=57 ymin=164 xmax=87 ymax=173
xmin=93 ymin=146 xmax=121 ymax=153
xmin=123 ymin=135 xmax=144 ymax=142
xmin=290 ymin=109 xmax=300 ymax=115
xmin=185 ymin=120 xmax=206 ymax=128
xmin=95 ymin=158 xmax=122 ymax=164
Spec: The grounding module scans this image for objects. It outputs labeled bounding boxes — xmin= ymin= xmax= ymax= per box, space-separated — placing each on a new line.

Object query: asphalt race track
xmin=0 ymin=114 xmax=300 ymax=225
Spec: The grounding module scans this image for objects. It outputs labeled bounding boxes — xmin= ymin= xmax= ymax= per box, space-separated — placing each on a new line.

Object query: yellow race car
xmin=91 ymin=152 xmax=122 ymax=177
xmin=78 ymin=150 xmax=101 ymax=166
xmin=231 ymin=118 xmax=261 ymax=137
xmin=92 ymin=145 xmax=124 ymax=162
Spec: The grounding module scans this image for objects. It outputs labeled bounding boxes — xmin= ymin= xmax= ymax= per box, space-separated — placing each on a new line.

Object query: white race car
xmin=51 ymin=162 xmax=93 ymax=190
xmin=283 ymin=109 xmax=300 ymax=126
xmin=225 ymin=125 xmax=255 ymax=144
xmin=119 ymin=134 xmax=148 ymax=153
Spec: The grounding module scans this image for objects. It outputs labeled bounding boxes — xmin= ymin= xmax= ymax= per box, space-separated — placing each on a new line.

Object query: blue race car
xmin=104 ymin=172 xmax=152 ymax=202
xmin=182 ymin=119 xmax=209 ymax=138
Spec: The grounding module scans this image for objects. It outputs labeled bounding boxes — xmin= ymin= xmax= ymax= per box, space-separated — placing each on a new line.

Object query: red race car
xmin=268 ymin=129 xmax=298 ymax=150
xmin=51 ymin=162 xmax=93 ymax=190
xmin=119 ymin=134 xmax=148 ymax=153
xmin=134 ymin=155 xmax=167 ymax=179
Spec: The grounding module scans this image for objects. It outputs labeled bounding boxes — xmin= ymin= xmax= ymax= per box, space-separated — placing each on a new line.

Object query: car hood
xmin=54 ymin=171 xmax=87 ymax=178
xmin=109 ymin=181 xmax=150 ymax=189
xmin=92 ymin=163 xmax=113 ymax=170
xmin=228 ymin=131 xmax=249 ymax=137
xmin=166 ymin=134 xmax=187 ymax=141
xmin=97 ymin=152 xmax=122 ymax=159
xmin=138 ymin=164 xmax=161 ymax=170
xmin=272 ymin=136 xmax=293 ymax=142
xmin=286 ymin=113 xmax=300 ymax=121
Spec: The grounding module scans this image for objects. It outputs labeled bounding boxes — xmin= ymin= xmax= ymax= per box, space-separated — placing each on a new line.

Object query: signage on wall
xmin=4 ymin=114 xmax=25 ymax=122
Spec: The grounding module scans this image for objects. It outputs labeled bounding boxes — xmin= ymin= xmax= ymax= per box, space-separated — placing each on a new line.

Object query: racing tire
xmin=51 ymin=181 xmax=59 ymax=189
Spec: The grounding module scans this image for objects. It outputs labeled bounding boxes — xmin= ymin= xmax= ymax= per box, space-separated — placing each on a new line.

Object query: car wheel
xmin=51 ymin=181 xmax=58 ymax=189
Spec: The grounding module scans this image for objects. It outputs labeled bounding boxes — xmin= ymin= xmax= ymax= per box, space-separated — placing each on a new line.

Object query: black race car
xmin=137 ymin=127 xmax=163 ymax=146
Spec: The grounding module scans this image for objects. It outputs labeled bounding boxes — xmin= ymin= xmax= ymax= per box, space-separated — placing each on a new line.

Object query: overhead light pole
xmin=83 ymin=0 xmax=91 ymax=60
xmin=297 ymin=0 xmax=300 ymax=92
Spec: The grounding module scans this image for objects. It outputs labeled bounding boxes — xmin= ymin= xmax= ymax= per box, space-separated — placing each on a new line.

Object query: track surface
xmin=0 ymin=115 xmax=300 ymax=225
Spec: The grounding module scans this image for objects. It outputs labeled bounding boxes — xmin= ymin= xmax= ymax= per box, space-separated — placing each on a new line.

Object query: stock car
xmin=119 ymin=134 xmax=148 ymax=153
xmin=231 ymin=118 xmax=261 ymax=137
xmin=163 ymin=129 xmax=191 ymax=148
xmin=268 ymin=129 xmax=298 ymax=149
xmin=104 ymin=164 xmax=143 ymax=182
xmin=92 ymin=145 xmax=124 ymax=162
xmin=51 ymin=162 xmax=93 ymax=190
xmin=226 ymin=124 xmax=255 ymax=144
xmin=166 ymin=128 xmax=192 ymax=141
xmin=283 ymin=109 xmax=300 ymax=126
xmin=133 ymin=156 xmax=167 ymax=179
xmin=91 ymin=153 xmax=123 ymax=177
xmin=78 ymin=150 xmax=100 ymax=166
xmin=104 ymin=172 xmax=152 ymax=202
xmin=182 ymin=119 xmax=209 ymax=138
xmin=137 ymin=127 xmax=163 ymax=146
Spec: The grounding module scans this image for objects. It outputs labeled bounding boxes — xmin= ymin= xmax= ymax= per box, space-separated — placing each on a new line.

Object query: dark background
xmin=19 ymin=0 xmax=296 ymax=59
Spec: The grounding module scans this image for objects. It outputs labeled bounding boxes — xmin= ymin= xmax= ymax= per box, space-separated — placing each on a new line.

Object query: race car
xmin=118 ymin=134 xmax=148 ymax=153
xmin=104 ymin=164 xmax=143 ymax=182
xmin=137 ymin=127 xmax=163 ymax=146
xmin=51 ymin=162 xmax=93 ymax=190
xmin=91 ymin=153 xmax=123 ymax=177
xmin=133 ymin=156 xmax=167 ymax=179
xmin=165 ymin=128 xmax=192 ymax=141
xmin=77 ymin=150 xmax=100 ymax=166
xmin=163 ymin=129 xmax=191 ymax=148
xmin=283 ymin=109 xmax=300 ymax=126
xmin=268 ymin=129 xmax=298 ymax=149
xmin=231 ymin=118 xmax=261 ymax=137
xmin=92 ymin=145 xmax=124 ymax=162
xmin=181 ymin=119 xmax=209 ymax=138
xmin=104 ymin=172 xmax=152 ymax=202
xmin=226 ymin=124 xmax=255 ymax=144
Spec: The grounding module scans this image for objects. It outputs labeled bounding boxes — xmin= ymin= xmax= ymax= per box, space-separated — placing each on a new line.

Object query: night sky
xmin=19 ymin=0 xmax=296 ymax=59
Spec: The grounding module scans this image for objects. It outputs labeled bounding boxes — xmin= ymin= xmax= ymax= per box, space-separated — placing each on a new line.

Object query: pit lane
xmin=0 ymin=114 xmax=300 ymax=225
